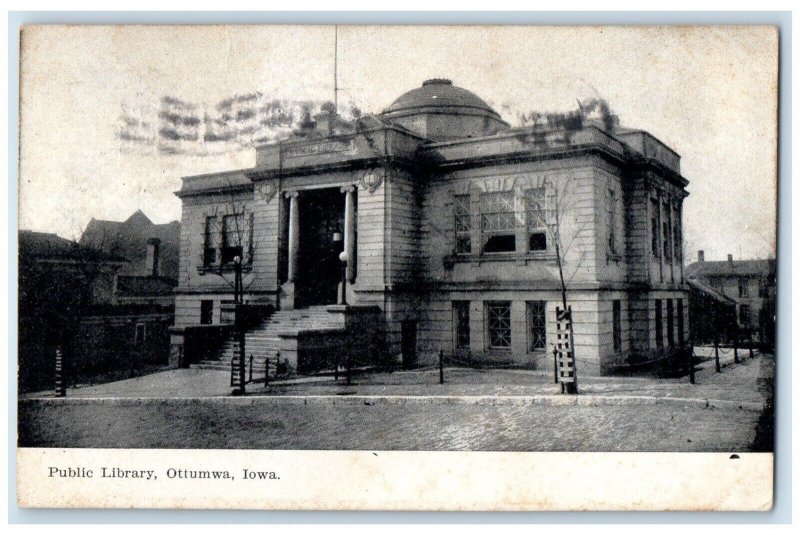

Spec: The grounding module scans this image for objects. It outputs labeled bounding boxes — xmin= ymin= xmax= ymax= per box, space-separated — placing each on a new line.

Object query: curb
xmin=18 ymin=394 xmax=765 ymax=412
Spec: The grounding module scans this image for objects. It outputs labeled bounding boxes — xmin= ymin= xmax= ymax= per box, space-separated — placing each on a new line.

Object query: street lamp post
xmin=338 ymin=251 xmax=348 ymax=306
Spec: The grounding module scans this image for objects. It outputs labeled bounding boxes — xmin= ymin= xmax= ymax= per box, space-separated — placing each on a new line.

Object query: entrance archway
xmin=295 ymin=188 xmax=345 ymax=308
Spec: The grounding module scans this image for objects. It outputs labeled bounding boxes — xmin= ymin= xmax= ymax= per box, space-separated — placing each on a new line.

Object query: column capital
xmin=340 ymin=185 xmax=356 ymax=194
xmin=284 ymin=191 xmax=299 ymax=199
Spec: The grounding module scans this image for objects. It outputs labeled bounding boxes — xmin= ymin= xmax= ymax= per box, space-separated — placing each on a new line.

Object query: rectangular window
xmin=655 ymin=299 xmax=663 ymax=348
xmin=672 ymin=207 xmax=682 ymax=262
xmin=453 ymin=195 xmax=472 ymax=254
xmin=200 ymin=300 xmax=213 ymax=325
xmin=526 ymin=188 xmax=548 ymax=252
xmin=758 ymin=279 xmax=769 ymax=298
xmin=739 ymin=304 xmax=751 ymax=327
xmin=247 ymin=212 xmax=255 ymax=263
xmin=487 ymin=301 xmax=512 ymax=349
xmin=739 ymin=278 xmax=749 ymax=298
xmin=134 ymin=323 xmax=147 ymax=345
xmin=528 ymin=301 xmax=547 ymax=351
xmin=612 ymin=300 xmax=622 ymax=352
xmin=607 ymin=188 xmax=617 ymax=256
xmin=221 ymin=213 xmax=244 ymax=264
xmin=677 ymin=298 xmax=684 ymax=346
xmin=481 ymin=191 xmax=516 ymax=253
xmin=453 ymin=301 xmax=470 ymax=350
xmin=651 ymin=199 xmax=660 ymax=257
xmin=666 ymin=299 xmax=674 ymax=347
xmin=203 ymin=216 xmax=217 ymax=266
xmin=662 ymin=204 xmax=671 ymax=260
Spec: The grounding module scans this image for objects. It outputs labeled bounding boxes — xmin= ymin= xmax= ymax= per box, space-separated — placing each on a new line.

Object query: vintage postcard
xmin=16 ymin=24 xmax=777 ymax=511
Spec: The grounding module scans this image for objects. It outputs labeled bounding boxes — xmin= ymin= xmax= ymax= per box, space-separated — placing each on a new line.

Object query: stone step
xmin=201 ymin=306 xmax=344 ymax=366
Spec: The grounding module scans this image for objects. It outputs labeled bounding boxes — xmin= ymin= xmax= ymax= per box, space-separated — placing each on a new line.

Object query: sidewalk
xmin=22 ymin=353 xmax=773 ymax=410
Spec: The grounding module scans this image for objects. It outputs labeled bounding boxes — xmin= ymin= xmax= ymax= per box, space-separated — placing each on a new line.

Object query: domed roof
xmin=382 ymin=79 xmax=501 ymax=119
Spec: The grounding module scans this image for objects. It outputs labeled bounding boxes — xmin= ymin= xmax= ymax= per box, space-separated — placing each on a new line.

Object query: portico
xmin=279 ymin=184 xmax=357 ymax=310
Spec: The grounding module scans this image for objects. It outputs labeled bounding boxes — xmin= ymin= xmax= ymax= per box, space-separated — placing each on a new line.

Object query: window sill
xmin=197 ymin=264 xmax=254 ymax=275
xmin=451 ymin=251 xmax=558 ymax=266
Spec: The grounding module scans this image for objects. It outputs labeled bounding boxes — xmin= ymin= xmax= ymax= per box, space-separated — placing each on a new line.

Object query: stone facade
xmin=172 ymin=79 xmax=690 ymax=375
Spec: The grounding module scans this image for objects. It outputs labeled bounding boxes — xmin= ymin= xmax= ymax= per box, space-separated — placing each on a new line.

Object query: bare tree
xmin=201 ymin=181 xmax=256 ymax=304
xmin=525 ymin=177 xmax=590 ymax=311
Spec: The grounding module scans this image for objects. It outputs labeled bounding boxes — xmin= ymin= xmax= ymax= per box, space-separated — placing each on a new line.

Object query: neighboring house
xmin=18 ymin=230 xmax=125 ymax=392
xmin=18 ymin=211 xmax=181 ymax=392
xmin=171 ymin=78 xmax=689 ymax=376
xmin=75 ymin=210 xmax=180 ymax=376
xmin=685 ymin=251 xmax=776 ymax=346
xmin=686 ymin=278 xmax=737 ymax=345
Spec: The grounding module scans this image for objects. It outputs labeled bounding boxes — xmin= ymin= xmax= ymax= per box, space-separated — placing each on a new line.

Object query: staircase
xmin=191 ymin=306 xmax=342 ymax=376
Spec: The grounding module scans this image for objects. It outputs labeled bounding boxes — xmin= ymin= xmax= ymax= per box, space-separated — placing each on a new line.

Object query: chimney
xmin=727 ymin=253 xmax=734 ymax=266
xmin=697 ymin=250 xmax=705 ymax=262
xmin=146 ymin=238 xmax=161 ymax=277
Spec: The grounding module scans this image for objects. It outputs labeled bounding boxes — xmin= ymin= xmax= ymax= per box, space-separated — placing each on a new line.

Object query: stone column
xmin=286 ymin=192 xmax=300 ymax=282
xmin=342 ymin=185 xmax=356 ymax=282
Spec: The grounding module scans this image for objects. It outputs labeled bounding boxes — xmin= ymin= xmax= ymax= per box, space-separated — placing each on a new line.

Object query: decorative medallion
xmin=360 ymin=169 xmax=383 ymax=193
xmin=258 ymin=181 xmax=278 ymax=203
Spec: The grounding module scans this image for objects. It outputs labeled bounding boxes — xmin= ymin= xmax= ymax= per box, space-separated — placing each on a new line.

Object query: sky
xmin=19 ymin=25 xmax=777 ymax=260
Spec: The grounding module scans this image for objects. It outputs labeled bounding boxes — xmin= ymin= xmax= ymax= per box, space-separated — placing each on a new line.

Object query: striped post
xmin=54 ymin=347 xmax=66 ymax=398
xmin=438 ymin=350 xmax=444 ymax=385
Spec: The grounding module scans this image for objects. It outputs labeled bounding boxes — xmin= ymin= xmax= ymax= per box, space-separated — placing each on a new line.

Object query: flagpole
xmin=334 ymin=25 xmax=338 ymax=118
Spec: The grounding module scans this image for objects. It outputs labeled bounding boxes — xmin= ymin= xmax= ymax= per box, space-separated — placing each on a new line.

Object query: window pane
xmin=454 ymin=195 xmax=471 ymax=254
xmin=608 ymin=188 xmax=617 ymax=255
xmin=481 ymin=192 xmax=516 ymax=253
xmin=667 ymin=299 xmax=674 ymax=347
xmin=455 ymin=235 xmax=472 ymax=254
xmin=453 ymin=301 xmax=470 ymax=349
xmin=529 ymin=301 xmax=546 ymax=351
xmin=487 ymin=302 xmax=512 ymax=349
xmin=484 ymin=235 xmax=516 ymax=253
xmin=651 ymin=199 xmax=659 ymax=256
xmin=526 ymin=188 xmax=546 ymax=228
xmin=454 ymin=196 xmax=471 ymax=231
xmin=204 ymin=217 xmax=217 ymax=266
xmin=612 ymin=300 xmax=621 ymax=352
xmin=655 ymin=299 xmax=663 ymax=348
xmin=529 ymin=232 xmax=547 ymax=251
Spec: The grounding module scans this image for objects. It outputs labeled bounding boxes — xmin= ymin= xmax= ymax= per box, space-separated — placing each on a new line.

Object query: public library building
xmin=171 ymin=79 xmax=689 ymax=376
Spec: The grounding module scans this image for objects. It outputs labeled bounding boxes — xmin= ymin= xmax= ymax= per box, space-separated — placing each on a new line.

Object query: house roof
xmin=80 ymin=210 xmax=180 ymax=279
xmin=19 ymin=230 xmax=124 ymax=263
xmin=685 ymin=258 xmax=776 ymax=279
xmin=686 ymin=278 xmax=738 ymax=305
xmin=114 ymin=275 xmax=177 ymax=297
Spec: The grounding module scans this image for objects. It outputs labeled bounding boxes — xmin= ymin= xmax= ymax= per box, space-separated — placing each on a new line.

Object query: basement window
xmin=487 ymin=301 xmax=512 ymax=349
xmin=453 ymin=301 xmax=471 ymax=350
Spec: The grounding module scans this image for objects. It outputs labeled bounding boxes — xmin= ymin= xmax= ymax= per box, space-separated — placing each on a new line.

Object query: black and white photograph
xmin=14 ymin=22 xmax=779 ymax=511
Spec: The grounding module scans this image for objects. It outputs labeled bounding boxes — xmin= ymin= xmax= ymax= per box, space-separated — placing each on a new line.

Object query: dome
xmin=380 ymin=79 xmax=508 ymax=141
xmin=383 ymin=79 xmax=501 ymax=118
